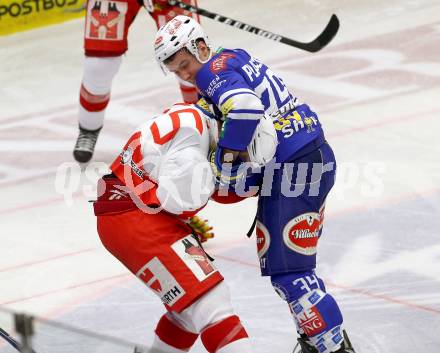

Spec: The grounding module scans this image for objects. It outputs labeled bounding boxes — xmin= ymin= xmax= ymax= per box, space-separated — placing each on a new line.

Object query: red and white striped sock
xmin=79 ymin=84 xmax=111 ymax=113
xmin=78 ymin=56 xmax=121 ymax=130
xmin=150 ymin=313 xmax=199 ymax=352
xmin=78 ymin=84 xmax=109 ymax=130
xmin=200 ymin=315 xmax=252 ymax=353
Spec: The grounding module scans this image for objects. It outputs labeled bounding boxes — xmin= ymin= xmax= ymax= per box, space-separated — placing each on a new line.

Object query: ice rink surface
xmin=1 ymin=0 xmax=440 ymax=352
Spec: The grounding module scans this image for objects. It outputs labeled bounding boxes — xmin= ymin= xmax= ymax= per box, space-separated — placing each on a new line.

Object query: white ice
xmin=1 ymin=0 xmax=440 ymax=352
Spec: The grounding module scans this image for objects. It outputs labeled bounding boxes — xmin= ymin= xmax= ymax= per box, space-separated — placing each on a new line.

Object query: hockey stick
xmin=0 ymin=327 xmax=37 ymax=353
xmin=167 ymin=0 xmax=339 ymax=52
xmin=0 ymin=327 xmax=20 ymax=351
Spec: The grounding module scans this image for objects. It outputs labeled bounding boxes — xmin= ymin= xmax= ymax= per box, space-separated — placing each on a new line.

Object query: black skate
xmin=293 ymin=330 xmax=355 ymax=353
xmin=335 ymin=330 xmax=355 ymax=353
xmin=293 ymin=334 xmax=318 ymax=353
xmin=73 ymin=125 xmax=101 ymax=163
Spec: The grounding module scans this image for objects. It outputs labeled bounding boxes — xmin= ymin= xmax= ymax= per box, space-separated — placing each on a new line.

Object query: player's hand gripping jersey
xmin=94 ymin=103 xmax=216 ymax=218
xmin=196 ymin=49 xmax=324 ymax=162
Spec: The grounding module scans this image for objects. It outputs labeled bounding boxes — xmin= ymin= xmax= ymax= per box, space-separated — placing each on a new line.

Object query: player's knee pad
xmin=80 ymin=56 xmax=122 ymax=112
xmin=271 ymin=271 xmax=344 ymax=353
xmin=175 ymin=281 xmax=234 ymax=332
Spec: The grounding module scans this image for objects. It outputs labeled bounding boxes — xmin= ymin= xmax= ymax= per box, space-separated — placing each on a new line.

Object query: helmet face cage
xmin=154 ymin=15 xmax=211 ymax=75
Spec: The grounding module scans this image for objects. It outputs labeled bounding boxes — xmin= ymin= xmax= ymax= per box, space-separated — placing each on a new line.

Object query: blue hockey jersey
xmin=195 ymin=48 xmax=324 ymax=162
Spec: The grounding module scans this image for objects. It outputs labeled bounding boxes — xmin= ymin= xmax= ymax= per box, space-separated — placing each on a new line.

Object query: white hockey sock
xmin=148 ymin=335 xmax=188 ymax=353
xmin=78 ymin=105 xmax=105 ymax=131
xmin=217 ymin=338 xmax=253 ymax=353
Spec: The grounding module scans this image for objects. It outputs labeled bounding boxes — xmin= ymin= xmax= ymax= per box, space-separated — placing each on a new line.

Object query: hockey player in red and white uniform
xmin=93 ymin=102 xmax=254 ymax=353
xmin=74 ymin=0 xmax=200 ymax=163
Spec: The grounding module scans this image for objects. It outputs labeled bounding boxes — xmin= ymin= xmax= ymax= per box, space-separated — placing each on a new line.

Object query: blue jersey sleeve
xmin=196 ymin=51 xmax=264 ymax=151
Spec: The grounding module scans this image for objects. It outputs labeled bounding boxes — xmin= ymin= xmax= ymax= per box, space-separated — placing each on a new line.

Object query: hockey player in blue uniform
xmin=154 ymin=16 xmax=355 ymax=353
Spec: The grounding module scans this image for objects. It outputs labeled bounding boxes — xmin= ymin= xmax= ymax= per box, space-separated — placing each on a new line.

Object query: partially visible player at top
xmin=73 ymin=0 xmax=200 ymax=163
xmin=154 ymin=15 xmax=356 ymax=353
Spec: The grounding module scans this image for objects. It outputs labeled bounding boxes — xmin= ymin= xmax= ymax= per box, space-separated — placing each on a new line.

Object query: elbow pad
xmin=247 ymin=115 xmax=278 ymax=166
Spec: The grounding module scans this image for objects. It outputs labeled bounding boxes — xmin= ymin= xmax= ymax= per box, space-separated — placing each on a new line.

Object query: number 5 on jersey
xmin=150 ymin=107 xmax=204 ymax=145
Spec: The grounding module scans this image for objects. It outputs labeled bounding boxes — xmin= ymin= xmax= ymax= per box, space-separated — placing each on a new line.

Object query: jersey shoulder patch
xmin=196 ymin=49 xmax=251 ymax=100
xmin=209 ymin=51 xmax=237 ymax=73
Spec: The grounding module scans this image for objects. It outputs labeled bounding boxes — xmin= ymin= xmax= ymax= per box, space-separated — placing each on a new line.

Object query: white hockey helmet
xmin=154 ymin=15 xmax=212 ymax=72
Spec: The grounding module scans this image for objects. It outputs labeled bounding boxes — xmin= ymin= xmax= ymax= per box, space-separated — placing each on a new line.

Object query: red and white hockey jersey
xmin=109 ymin=104 xmax=215 ymax=217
